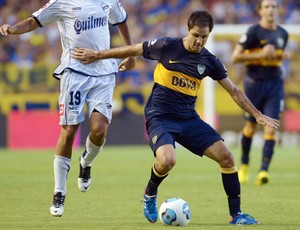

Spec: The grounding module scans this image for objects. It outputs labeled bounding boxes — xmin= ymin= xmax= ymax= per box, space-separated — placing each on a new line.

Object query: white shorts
xmin=58 ymin=70 xmax=116 ymax=125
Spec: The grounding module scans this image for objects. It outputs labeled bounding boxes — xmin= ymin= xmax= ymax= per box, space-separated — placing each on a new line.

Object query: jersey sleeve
xmin=109 ymin=0 xmax=127 ymax=25
xmin=282 ymin=28 xmax=289 ymax=49
xmin=238 ymin=25 xmax=257 ymax=49
xmin=142 ymin=37 xmax=168 ymax=61
xmin=209 ymin=57 xmax=228 ymax=80
xmin=32 ymin=0 xmax=61 ymax=26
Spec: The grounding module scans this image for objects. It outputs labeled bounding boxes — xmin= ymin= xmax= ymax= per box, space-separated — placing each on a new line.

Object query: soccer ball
xmin=159 ymin=198 xmax=192 ymax=226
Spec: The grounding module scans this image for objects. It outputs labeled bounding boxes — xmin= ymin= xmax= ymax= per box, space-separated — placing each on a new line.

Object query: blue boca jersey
xmin=142 ymin=37 xmax=227 ymax=120
xmin=239 ymin=24 xmax=288 ymax=80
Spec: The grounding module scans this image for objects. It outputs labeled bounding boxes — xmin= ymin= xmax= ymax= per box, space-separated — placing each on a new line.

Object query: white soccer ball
xmin=159 ymin=198 xmax=192 ymax=226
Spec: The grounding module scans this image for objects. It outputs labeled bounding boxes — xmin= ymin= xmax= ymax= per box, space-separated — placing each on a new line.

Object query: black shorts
xmin=146 ymin=116 xmax=223 ymax=157
xmin=244 ymin=77 xmax=284 ymax=122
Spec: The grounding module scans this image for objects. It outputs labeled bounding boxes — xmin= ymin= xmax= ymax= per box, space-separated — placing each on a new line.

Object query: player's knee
xmin=243 ymin=125 xmax=256 ymax=137
xmin=218 ymin=151 xmax=235 ymax=168
xmin=62 ymin=125 xmax=78 ymax=143
xmin=90 ymin=125 xmax=107 ymax=140
xmin=264 ymin=127 xmax=276 ymax=140
xmin=157 ymin=155 xmax=176 ymax=172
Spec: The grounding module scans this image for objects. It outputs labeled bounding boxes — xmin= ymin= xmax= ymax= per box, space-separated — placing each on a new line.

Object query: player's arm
xmin=117 ymin=21 xmax=133 ymax=46
xmin=218 ymin=77 xmax=280 ymax=129
xmin=71 ymin=43 xmax=143 ymax=64
xmin=0 ymin=17 xmax=40 ymax=36
xmin=116 ymin=21 xmax=136 ymax=71
xmin=231 ymin=43 xmax=277 ymax=63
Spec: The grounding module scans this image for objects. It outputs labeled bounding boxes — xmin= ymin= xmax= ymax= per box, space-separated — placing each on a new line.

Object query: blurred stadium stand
xmin=0 ymin=0 xmax=299 ymax=148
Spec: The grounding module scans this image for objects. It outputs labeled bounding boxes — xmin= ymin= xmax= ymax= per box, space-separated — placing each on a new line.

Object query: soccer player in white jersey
xmin=0 ymin=0 xmax=135 ymax=217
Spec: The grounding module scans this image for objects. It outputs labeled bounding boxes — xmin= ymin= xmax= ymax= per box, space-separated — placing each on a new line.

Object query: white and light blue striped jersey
xmin=32 ymin=0 xmax=127 ymax=78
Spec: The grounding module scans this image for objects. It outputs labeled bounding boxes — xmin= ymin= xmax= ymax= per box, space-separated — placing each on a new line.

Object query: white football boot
xmin=50 ymin=192 xmax=65 ymax=217
xmin=78 ymin=154 xmax=92 ymax=192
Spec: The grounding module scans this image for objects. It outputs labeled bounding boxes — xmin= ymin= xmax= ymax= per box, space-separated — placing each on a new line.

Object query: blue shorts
xmin=244 ymin=77 xmax=284 ymax=122
xmin=146 ymin=116 xmax=223 ymax=157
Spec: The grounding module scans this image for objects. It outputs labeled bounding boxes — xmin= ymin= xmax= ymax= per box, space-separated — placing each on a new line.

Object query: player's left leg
xmin=256 ymin=126 xmax=276 ymax=185
xmin=204 ymin=140 xmax=259 ymax=225
xmin=78 ymin=111 xmax=108 ymax=192
xmin=256 ymin=80 xmax=284 ymax=186
xmin=78 ymin=74 xmax=115 ymax=192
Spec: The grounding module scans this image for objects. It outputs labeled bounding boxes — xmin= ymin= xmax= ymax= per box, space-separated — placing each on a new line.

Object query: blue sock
xmin=221 ymin=172 xmax=241 ymax=217
xmin=261 ymin=140 xmax=275 ymax=171
xmin=241 ymin=135 xmax=252 ymax=164
xmin=145 ymin=166 xmax=168 ymax=196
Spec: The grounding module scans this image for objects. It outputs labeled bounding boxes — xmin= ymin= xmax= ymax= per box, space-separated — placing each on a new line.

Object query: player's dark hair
xmin=255 ymin=0 xmax=278 ymax=12
xmin=187 ymin=10 xmax=214 ymax=32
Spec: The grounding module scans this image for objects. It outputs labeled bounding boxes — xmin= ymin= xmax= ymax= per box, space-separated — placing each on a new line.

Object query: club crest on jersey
xmin=152 ymin=135 xmax=158 ymax=144
xmin=239 ymin=34 xmax=247 ymax=43
xmin=277 ymin=38 xmax=284 ymax=48
xmin=101 ymin=2 xmax=109 ymax=13
xmin=197 ymin=64 xmax=206 ymax=75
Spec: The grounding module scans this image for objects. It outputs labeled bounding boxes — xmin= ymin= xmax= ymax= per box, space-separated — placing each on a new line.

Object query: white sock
xmin=80 ymin=134 xmax=105 ymax=168
xmin=53 ymin=155 xmax=70 ymax=196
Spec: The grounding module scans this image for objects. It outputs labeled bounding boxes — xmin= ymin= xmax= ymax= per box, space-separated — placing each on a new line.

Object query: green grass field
xmin=0 ymin=145 xmax=299 ymax=230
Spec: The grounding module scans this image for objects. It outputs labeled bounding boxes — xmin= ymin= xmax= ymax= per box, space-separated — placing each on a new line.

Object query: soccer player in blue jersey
xmin=231 ymin=0 xmax=289 ymax=186
xmin=72 ymin=10 xmax=280 ymax=225
xmin=0 ymin=0 xmax=135 ymax=217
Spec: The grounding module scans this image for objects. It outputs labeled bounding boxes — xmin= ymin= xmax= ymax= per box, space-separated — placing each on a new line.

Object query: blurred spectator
xmin=0 ymin=0 xmax=299 ymax=89
xmin=285 ymin=3 xmax=300 ymax=23
xmin=232 ymin=0 xmax=256 ymax=23
xmin=210 ymin=1 xmax=236 ymax=24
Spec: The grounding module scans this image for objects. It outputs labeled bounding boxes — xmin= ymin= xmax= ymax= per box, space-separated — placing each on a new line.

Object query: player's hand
xmin=71 ymin=48 xmax=99 ymax=64
xmin=0 ymin=24 xmax=11 ymax=36
xmin=118 ymin=56 xmax=136 ymax=71
xmin=282 ymin=51 xmax=290 ymax=60
xmin=261 ymin=44 xmax=276 ymax=59
xmin=255 ymin=113 xmax=280 ymax=129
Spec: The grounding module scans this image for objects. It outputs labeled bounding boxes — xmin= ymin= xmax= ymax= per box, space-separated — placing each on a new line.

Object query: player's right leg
xmin=255 ymin=170 xmax=270 ymax=185
xmin=50 ymin=70 xmax=84 ymax=216
xmin=142 ymin=117 xmax=182 ymax=223
xmin=50 ymin=125 xmax=79 ymax=217
xmin=239 ymin=121 xmax=256 ymax=184
xmin=50 ymin=191 xmax=66 ymax=217
xmin=143 ymin=144 xmax=175 ymax=223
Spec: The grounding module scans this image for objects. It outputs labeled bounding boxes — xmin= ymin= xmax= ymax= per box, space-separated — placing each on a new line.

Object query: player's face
xmin=259 ymin=0 xmax=278 ymax=23
xmin=186 ymin=26 xmax=210 ymax=53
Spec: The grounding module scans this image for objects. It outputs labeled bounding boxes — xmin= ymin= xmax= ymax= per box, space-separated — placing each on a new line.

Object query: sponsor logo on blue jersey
xmin=172 ymin=76 xmax=196 ymax=90
xmin=74 ymin=16 xmax=108 ymax=34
